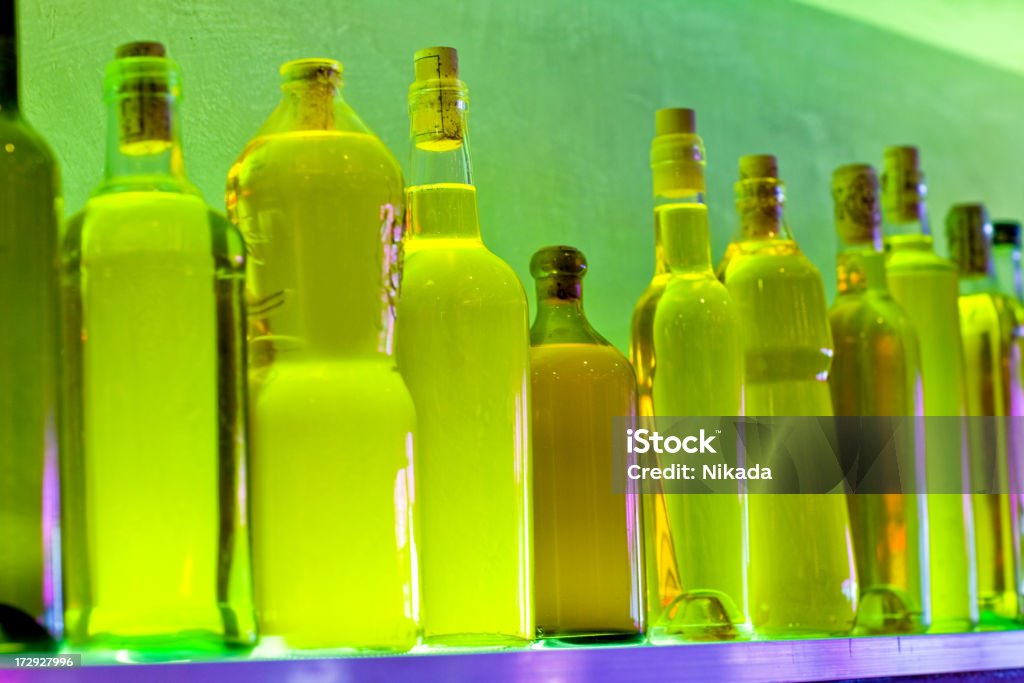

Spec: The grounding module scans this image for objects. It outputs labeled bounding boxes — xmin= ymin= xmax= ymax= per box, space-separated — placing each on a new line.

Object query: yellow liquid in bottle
xmin=723 ymin=238 xmax=857 ymax=637
xmin=885 ymin=235 xmax=978 ymax=632
xmin=227 ymin=131 xmax=418 ymax=650
xmin=959 ymin=290 xmax=1019 ymax=627
xmin=829 ymin=285 xmax=929 ymax=633
xmin=396 ymin=183 xmax=532 ymax=646
xmin=531 ymin=344 xmax=643 ymax=642
xmin=61 ymin=192 xmax=254 ymax=653
xmin=636 ymin=203 xmax=748 ymax=641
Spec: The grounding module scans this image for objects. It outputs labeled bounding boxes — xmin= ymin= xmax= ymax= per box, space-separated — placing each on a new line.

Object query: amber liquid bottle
xmin=827 ymin=163 xmax=929 ymax=634
xmin=0 ymin=0 xmax=61 ymax=653
xmin=395 ymin=47 xmax=533 ymax=646
xmin=226 ymin=58 xmax=418 ymax=651
xmin=631 ymin=108 xmax=747 ymax=641
xmin=947 ymin=203 xmax=1020 ymax=628
xmin=530 ymin=246 xmax=644 ymax=644
xmin=882 ymin=146 xmax=978 ymax=633
xmin=720 ymin=154 xmax=857 ymax=637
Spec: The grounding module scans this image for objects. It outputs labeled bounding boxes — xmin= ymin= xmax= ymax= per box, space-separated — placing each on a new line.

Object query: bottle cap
xmin=946 ymin=203 xmax=992 ymax=275
xmin=651 ymin=108 xmax=705 ymax=196
xmin=531 ymin=246 xmax=587 ymax=300
xmin=410 ymin=46 xmax=467 ymax=151
xmin=832 ymin=163 xmax=881 ymax=247
xmin=115 ymin=41 xmax=166 ymax=58
xmin=414 ymin=46 xmax=459 ymax=82
xmin=530 ymin=245 xmax=588 ymax=280
xmin=881 ymin=145 xmax=926 ymax=224
xmin=739 ymin=154 xmax=778 ymax=180
xmin=655 ymin=108 xmax=696 ymax=135
xmin=992 ymin=220 xmax=1022 ymax=247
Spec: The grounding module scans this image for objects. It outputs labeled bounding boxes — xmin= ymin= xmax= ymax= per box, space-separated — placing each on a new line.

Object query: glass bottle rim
xmin=280 ymin=58 xmax=343 ymax=84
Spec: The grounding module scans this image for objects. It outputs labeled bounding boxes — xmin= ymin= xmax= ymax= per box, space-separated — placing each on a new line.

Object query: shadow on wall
xmin=19 ymin=0 xmax=1024 ymax=352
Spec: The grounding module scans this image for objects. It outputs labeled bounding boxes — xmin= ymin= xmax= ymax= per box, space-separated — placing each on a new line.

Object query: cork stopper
xmin=655 ymin=108 xmax=695 ymax=136
xmin=992 ymin=220 xmax=1021 ymax=248
xmin=531 ymin=245 xmax=587 ymax=301
xmin=739 ymin=154 xmax=778 ymax=180
xmin=414 ymin=46 xmax=459 ymax=82
xmin=110 ymin=41 xmax=176 ymax=153
xmin=651 ymin=107 xmax=705 ymax=197
xmin=735 ymin=154 xmax=785 ymax=238
xmin=881 ymin=145 xmax=926 ymax=224
xmin=832 ymin=163 xmax=881 ymax=247
xmin=410 ymin=46 xmax=467 ymax=151
xmin=115 ymin=41 xmax=166 ymax=58
xmin=946 ymin=203 xmax=992 ymax=276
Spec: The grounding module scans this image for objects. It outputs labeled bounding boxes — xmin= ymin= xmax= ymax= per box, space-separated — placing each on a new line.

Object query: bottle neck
xmin=654 ymin=196 xmax=712 ymax=274
xmin=0 ymin=2 xmax=17 ymax=113
xmin=101 ymin=85 xmax=191 ymax=193
xmin=406 ymin=182 xmax=481 ymax=240
xmin=992 ymin=244 xmax=1024 ymax=301
xmin=837 ymin=245 xmax=888 ymax=296
xmin=531 ymin=277 xmax=606 ymax=346
xmin=735 ymin=177 xmax=789 ymax=241
xmin=408 ymin=84 xmax=472 ymax=186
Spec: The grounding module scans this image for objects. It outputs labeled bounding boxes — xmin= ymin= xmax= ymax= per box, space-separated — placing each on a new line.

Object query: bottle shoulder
xmin=531 ymin=343 xmax=636 ymax=383
xmin=829 ymin=292 xmax=918 ymax=343
xmin=402 ymin=241 xmax=527 ymax=300
xmin=0 ymin=115 xmax=60 ymax=176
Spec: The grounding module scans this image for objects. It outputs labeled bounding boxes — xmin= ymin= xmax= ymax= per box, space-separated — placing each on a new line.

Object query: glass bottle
xmin=0 ymin=0 xmax=61 ymax=653
xmin=396 ymin=47 xmax=532 ymax=646
xmin=992 ymin=221 xmax=1023 ymax=302
xmin=990 ymin=219 xmax=1024 ymax=623
xmin=828 ymin=163 xmax=929 ymax=634
xmin=881 ymin=145 xmax=977 ymax=633
xmin=631 ymin=108 xmax=747 ymax=641
xmin=530 ymin=245 xmax=644 ymax=644
xmin=226 ymin=58 xmax=418 ymax=651
xmin=947 ymin=203 xmax=1021 ymax=628
xmin=719 ymin=154 xmax=857 ymax=637
xmin=60 ymin=42 xmax=255 ymax=656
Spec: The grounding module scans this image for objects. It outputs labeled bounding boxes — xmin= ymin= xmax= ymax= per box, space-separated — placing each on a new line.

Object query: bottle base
xmin=0 ymin=605 xmax=56 ymax=654
xmin=420 ymin=633 xmax=533 ymax=651
xmin=650 ymin=591 xmax=750 ymax=642
xmin=536 ymin=630 xmax=645 ymax=647
xmin=67 ymin=631 xmax=252 ymax=663
xmin=853 ymin=587 xmax=928 ymax=635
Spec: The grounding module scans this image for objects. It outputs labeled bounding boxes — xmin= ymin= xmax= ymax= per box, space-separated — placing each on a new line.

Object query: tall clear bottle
xmin=531 ymin=246 xmax=644 ymax=643
xmin=992 ymin=221 xmax=1023 ymax=302
xmin=60 ymin=43 xmax=255 ymax=655
xmin=827 ymin=164 xmax=929 ymax=634
xmin=946 ymin=203 xmax=1021 ymax=628
xmin=719 ymin=154 xmax=857 ymax=636
xmin=226 ymin=58 xmax=418 ymax=651
xmin=630 ymin=108 xmax=747 ymax=641
xmin=396 ymin=47 xmax=532 ymax=646
xmin=0 ymin=0 xmax=60 ymax=652
xmin=881 ymin=145 xmax=977 ymax=632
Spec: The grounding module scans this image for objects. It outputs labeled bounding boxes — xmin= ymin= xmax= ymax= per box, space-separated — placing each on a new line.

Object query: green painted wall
xmin=18 ymin=0 xmax=1024 ymax=352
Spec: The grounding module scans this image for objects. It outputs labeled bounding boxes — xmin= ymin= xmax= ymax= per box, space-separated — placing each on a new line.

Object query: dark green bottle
xmin=0 ymin=0 xmax=61 ymax=653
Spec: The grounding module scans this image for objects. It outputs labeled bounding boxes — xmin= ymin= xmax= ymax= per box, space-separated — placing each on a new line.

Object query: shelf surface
xmin=6 ymin=631 xmax=1024 ymax=682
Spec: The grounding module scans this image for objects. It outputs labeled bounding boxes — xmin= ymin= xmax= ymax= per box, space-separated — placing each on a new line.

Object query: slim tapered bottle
xmin=531 ymin=246 xmax=644 ymax=644
xmin=827 ymin=163 xmax=929 ymax=634
xmin=395 ymin=47 xmax=532 ymax=646
xmin=631 ymin=108 xmax=747 ymax=641
xmin=881 ymin=146 xmax=977 ymax=633
xmin=947 ymin=203 xmax=1020 ymax=628
xmin=226 ymin=58 xmax=418 ymax=651
xmin=0 ymin=0 xmax=60 ymax=653
xmin=719 ymin=154 xmax=857 ymax=637
xmin=60 ymin=42 xmax=255 ymax=655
